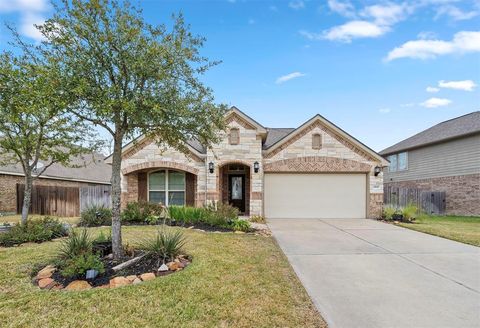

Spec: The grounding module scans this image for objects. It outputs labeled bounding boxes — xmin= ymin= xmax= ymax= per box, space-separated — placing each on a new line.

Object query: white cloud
xmin=289 ymin=0 xmax=305 ymax=10
xmin=435 ymin=5 xmax=478 ymax=21
xmin=360 ymin=2 xmax=412 ymax=26
xmin=379 ymin=108 xmax=391 ymax=113
xmin=385 ymin=31 xmax=480 ymax=61
xmin=417 ymin=31 xmax=437 ymax=40
xmin=400 ymin=103 xmax=415 ymax=108
xmin=420 ymin=97 xmax=452 ymax=108
xmin=0 ymin=0 xmax=48 ymax=42
xmin=327 ymin=0 xmax=356 ymax=18
xmin=323 ymin=20 xmax=388 ymax=42
xmin=426 ymin=86 xmax=440 ymax=93
xmin=438 ymin=80 xmax=477 ymax=91
xmin=275 ymin=72 xmax=306 ymax=84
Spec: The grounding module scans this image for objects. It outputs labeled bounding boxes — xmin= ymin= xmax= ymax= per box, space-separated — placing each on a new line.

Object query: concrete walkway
xmin=268 ymin=219 xmax=480 ymax=328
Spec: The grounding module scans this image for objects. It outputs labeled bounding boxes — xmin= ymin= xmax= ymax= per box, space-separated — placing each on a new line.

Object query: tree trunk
xmin=111 ymin=133 xmax=124 ymax=260
xmin=21 ymin=171 xmax=33 ymax=225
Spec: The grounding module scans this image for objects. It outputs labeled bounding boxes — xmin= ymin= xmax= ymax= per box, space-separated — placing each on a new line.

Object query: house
xmin=110 ymin=107 xmax=387 ymax=219
xmin=380 ymin=111 xmax=480 ymax=216
xmin=0 ymin=152 xmax=111 ymax=216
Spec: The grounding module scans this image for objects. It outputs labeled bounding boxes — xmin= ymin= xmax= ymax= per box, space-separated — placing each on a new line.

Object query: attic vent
xmin=312 ymin=133 xmax=322 ymax=150
xmin=229 ymin=128 xmax=240 ymax=145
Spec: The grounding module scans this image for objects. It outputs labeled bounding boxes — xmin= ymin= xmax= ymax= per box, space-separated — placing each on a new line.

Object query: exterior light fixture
xmin=253 ymin=161 xmax=260 ymax=173
xmin=374 ymin=166 xmax=382 ymax=176
xmin=208 ymin=162 xmax=214 ymax=174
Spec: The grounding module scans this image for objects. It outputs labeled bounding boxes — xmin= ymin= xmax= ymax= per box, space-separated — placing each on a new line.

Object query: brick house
xmin=380 ymin=111 xmax=480 ymax=216
xmin=109 ymin=107 xmax=387 ymax=219
xmin=0 ymin=152 xmax=111 ymax=215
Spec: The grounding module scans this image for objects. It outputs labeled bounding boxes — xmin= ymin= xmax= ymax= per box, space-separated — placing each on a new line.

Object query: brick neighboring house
xmin=0 ymin=152 xmax=111 ymax=214
xmin=380 ymin=111 xmax=480 ymax=216
xmin=106 ymin=107 xmax=388 ymax=219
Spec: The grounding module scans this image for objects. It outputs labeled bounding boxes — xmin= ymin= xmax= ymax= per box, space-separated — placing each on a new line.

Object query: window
xmin=312 ymin=133 xmax=322 ymax=149
xmin=229 ymin=128 xmax=239 ymax=145
xmin=388 ymin=152 xmax=408 ymax=172
xmin=148 ymin=170 xmax=185 ymax=206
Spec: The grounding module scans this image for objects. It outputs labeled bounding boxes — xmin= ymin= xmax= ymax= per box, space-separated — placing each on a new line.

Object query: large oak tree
xmin=39 ymin=0 xmax=226 ymax=259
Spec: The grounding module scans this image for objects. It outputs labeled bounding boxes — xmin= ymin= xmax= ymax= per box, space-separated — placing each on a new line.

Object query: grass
xmin=398 ymin=215 xmax=480 ymax=246
xmin=0 ymin=226 xmax=325 ymax=328
xmin=0 ymin=215 xmax=80 ymax=225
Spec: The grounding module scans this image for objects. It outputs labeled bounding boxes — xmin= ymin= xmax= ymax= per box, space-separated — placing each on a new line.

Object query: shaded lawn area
xmin=398 ymin=215 xmax=480 ymax=247
xmin=0 ymin=226 xmax=325 ymax=328
xmin=0 ymin=215 xmax=80 ymax=225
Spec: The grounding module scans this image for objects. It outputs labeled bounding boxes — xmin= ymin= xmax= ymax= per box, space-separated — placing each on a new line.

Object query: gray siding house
xmin=380 ymin=111 xmax=480 ymax=216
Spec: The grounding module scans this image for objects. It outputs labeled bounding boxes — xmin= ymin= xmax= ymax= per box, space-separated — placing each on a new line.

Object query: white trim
xmin=147 ymin=169 xmax=186 ymax=206
xmin=0 ymin=171 xmax=110 ymax=185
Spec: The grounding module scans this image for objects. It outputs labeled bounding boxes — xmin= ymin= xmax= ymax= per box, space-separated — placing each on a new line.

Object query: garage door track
xmin=269 ymin=219 xmax=480 ymax=328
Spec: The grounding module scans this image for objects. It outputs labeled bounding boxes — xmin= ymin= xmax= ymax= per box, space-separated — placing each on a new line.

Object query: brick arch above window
xmin=122 ymin=160 xmax=199 ymax=175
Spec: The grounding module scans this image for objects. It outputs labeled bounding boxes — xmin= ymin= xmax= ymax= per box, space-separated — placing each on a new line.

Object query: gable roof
xmin=264 ymin=114 xmax=388 ymax=165
xmin=380 ymin=111 xmax=480 ymax=156
xmin=226 ymin=106 xmax=267 ymax=135
xmin=264 ymin=128 xmax=295 ymax=149
xmin=0 ymin=152 xmax=111 ymax=184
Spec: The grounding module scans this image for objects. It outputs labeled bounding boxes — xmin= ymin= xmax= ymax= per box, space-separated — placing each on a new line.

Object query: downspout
xmin=204 ymin=158 xmax=208 ymax=206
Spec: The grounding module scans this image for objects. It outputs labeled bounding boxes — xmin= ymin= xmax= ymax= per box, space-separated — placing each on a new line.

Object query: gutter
xmin=0 ymin=171 xmax=111 ymax=185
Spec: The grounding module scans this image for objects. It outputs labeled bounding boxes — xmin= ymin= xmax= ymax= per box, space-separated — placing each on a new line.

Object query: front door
xmin=228 ymin=174 xmax=245 ymax=213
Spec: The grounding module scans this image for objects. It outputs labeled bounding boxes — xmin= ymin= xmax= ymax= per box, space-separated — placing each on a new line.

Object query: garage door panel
xmin=264 ymin=173 xmax=366 ymax=219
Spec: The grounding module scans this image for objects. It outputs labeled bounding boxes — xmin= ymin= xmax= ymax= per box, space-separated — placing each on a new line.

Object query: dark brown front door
xmin=228 ymin=174 xmax=245 ymax=213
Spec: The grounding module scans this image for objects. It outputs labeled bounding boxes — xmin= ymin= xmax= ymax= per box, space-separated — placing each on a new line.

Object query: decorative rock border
xmin=34 ymin=258 xmax=189 ymax=291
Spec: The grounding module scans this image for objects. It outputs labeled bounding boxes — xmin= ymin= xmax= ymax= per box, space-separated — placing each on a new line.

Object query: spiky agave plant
xmin=138 ymin=226 xmax=186 ymax=266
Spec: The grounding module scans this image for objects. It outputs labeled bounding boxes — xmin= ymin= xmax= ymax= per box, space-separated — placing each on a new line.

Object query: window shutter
xmin=312 ymin=133 xmax=322 ymax=149
xmin=229 ymin=128 xmax=240 ymax=145
xmin=137 ymin=172 xmax=147 ymax=202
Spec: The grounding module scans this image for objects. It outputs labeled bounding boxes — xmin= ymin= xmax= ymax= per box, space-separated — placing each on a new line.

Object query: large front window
xmin=148 ymin=170 xmax=185 ymax=206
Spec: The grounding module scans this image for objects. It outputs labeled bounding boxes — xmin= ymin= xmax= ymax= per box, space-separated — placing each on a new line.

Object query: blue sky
xmin=0 ymin=0 xmax=479 ymax=151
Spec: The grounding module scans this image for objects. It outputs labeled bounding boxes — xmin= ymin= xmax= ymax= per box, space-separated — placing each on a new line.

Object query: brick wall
xmin=384 ymin=174 xmax=480 ymax=216
xmin=0 ymin=174 xmax=104 ymax=213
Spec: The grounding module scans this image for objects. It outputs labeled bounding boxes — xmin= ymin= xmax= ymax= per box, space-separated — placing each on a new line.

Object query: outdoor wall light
xmin=374 ymin=166 xmax=382 ymax=176
xmin=253 ymin=161 xmax=260 ymax=173
xmin=208 ymin=162 xmax=214 ymax=174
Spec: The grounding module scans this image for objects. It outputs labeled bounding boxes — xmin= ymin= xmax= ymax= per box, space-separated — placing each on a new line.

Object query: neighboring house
xmin=0 ymin=152 xmax=111 ymax=215
xmin=380 ymin=111 xmax=480 ymax=216
xmin=108 ymin=107 xmax=387 ymax=219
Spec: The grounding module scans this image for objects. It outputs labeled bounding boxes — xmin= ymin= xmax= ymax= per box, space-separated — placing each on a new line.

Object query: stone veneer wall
xmin=385 ymin=174 xmax=480 ymax=216
xmin=0 ymin=174 xmax=103 ymax=213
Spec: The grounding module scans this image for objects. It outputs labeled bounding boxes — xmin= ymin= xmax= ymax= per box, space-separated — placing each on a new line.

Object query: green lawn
xmin=1 ymin=214 xmax=80 ymax=225
xmin=0 ymin=226 xmax=325 ymax=328
xmin=398 ymin=215 xmax=480 ymax=246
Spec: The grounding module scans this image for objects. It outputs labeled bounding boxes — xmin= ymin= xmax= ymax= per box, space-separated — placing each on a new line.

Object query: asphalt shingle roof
xmin=380 ymin=111 xmax=480 ymax=155
xmin=263 ymin=128 xmax=295 ymax=149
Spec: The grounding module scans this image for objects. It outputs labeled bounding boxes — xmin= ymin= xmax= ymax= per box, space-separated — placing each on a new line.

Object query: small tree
xmin=40 ymin=0 xmax=226 ymax=259
xmin=0 ymin=53 xmax=97 ymax=225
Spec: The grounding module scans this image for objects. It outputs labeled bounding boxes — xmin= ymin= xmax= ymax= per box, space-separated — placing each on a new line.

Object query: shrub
xmin=204 ymin=202 xmax=239 ymax=227
xmin=249 ymin=215 xmax=266 ymax=224
xmin=138 ymin=226 xmax=186 ymax=265
xmin=169 ymin=206 xmax=208 ymax=225
xmin=0 ymin=217 xmax=68 ymax=247
xmin=401 ymin=203 xmax=418 ymax=222
xmin=58 ymin=228 xmax=93 ymax=260
xmin=61 ymin=253 xmax=105 ymax=278
xmin=382 ymin=205 xmax=397 ymax=221
xmin=230 ymin=219 xmax=251 ymax=232
xmin=79 ymin=204 xmax=112 ymax=227
xmin=121 ymin=201 xmax=165 ymax=224
xmin=94 ymin=230 xmax=112 ymax=243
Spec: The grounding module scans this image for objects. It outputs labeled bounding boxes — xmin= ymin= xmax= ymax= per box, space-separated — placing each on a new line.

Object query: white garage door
xmin=264 ymin=173 xmax=367 ymax=219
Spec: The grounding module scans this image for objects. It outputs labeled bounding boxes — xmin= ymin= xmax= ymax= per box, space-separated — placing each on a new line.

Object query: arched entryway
xmin=218 ymin=163 xmax=251 ymax=215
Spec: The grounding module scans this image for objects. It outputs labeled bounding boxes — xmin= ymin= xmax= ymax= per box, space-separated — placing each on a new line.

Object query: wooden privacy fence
xmin=79 ymin=185 xmax=111 ymax=213
xmin=384 ymin=186 xmax=446 ymax=215
xmin=17 ymin=184 xmax=111 ymax=217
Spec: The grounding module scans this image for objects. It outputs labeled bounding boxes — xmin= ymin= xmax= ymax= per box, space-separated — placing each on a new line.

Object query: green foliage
xmin=169 ymin=206 xmax=208 ymax=225
xmin=0 ymin=217 xmax=68 ymax=247
xmin=139 ymin=227 xmax=186 ymax=264
xmin=121 ymin=201 xmax=165 ymax=224
xmin=58 ymin=229 xmax=93 ymax=260
xmin=401 ymin=203 xmax=418 ymax=222
xmin=382 ymin=205 xmax=397 ymax=221
xmin=145 ymin=214 xmax=161 ymax=225
xmin=204 ymin=202 xmax=239 ymax=227
xmin=230 ymin=219 xmax=252 ymax=232
xmin=168 ymin=203 xmax=240 ymax=229
xmin=250 ymin=215 xmax=266 ymax=224
xmin=94 ymin=230 xmax=112 ymax=243
xmin=61 ymin=253 xmax=105 ymax=278
xmin=79 ymin=205 xmax=112 ymax=227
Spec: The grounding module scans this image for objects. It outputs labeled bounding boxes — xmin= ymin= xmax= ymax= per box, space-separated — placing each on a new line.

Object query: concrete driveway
xmin=268 ymin=219 xmax=480 ymax=328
